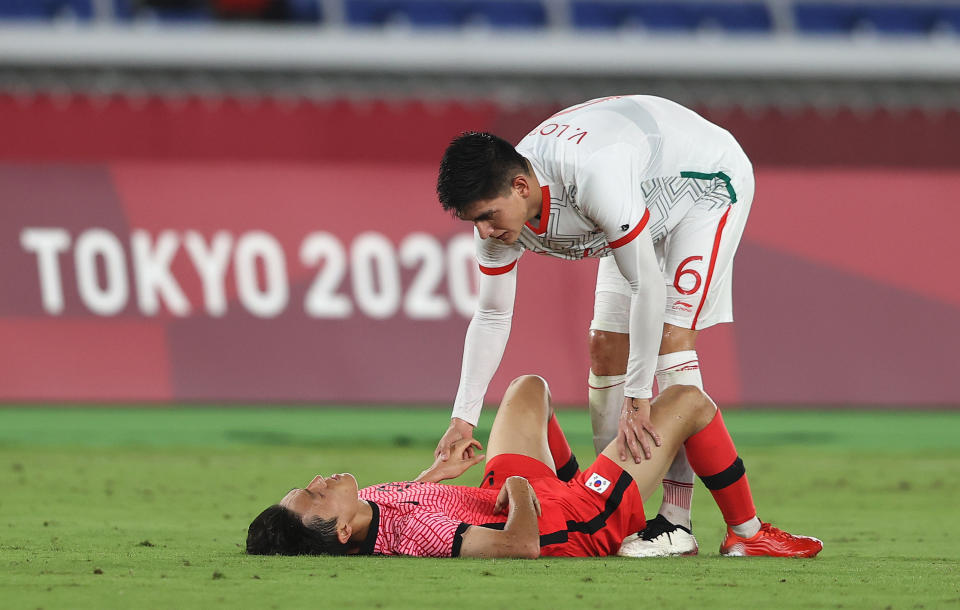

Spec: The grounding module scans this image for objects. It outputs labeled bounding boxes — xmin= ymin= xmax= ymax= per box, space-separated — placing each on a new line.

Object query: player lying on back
xmin=246 ymin=376 xmax=822 ymax=559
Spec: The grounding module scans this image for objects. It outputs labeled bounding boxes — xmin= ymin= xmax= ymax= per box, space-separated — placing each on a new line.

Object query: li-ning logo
xmin=672 ymin=301 xmax=693 ymax=312
xmin=585 ymin=473 xmax=611 ymax=494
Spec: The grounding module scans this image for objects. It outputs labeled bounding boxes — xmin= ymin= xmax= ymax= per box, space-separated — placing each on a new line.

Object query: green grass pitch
xmin=1 ymin=406 xmax=958 ymax=609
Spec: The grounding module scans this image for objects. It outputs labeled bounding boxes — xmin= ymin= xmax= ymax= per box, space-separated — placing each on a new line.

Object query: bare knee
xmin=589 ymin=330 xmax=629 ymax=375
xmin=507 ymin=374 xmax=549 ymax=395
xmin=658 ymin=385 xmax=716 ymax=427
xmin=504 ymin=375 xmax=552 ymax=415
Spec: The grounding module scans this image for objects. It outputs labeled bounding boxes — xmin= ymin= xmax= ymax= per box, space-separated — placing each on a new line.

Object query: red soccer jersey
xmin=357 ymin=482 xmax=502 ymax=557
xmin=355 ymin=454 xmax=645 ymax=558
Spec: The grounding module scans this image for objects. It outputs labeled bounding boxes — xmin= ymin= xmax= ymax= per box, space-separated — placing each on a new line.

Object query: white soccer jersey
xmin=453 ymin=96 xmax=749 ymax=425
xmin=475 ymin=95 xmax=744 ymax=272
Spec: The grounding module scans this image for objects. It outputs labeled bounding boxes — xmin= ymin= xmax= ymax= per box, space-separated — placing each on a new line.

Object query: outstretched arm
xmin=459 ymin=477 xmax=541 ymax=559
xmin=436 ymin=264 xmax=518 ymax=460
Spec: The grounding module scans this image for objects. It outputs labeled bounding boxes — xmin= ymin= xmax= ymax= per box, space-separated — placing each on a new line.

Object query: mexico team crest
xmin=585 ymin=473 xmax=611 ymax=494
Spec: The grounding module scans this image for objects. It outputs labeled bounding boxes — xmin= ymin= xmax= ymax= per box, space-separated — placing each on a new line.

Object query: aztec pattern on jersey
xmin=517 ymin=184 xmax=610 ymax=261
xmin=517 ymin=175 xmax=734 ymax=260
xmin=644 ymin=174 xmax=734 ymax=243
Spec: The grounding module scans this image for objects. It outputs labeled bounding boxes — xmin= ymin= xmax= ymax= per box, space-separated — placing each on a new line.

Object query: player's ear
xmin=513 ymin=173 xmax=530 ymax=198
xmin=337 ymin=521 xmax=352 ymax=544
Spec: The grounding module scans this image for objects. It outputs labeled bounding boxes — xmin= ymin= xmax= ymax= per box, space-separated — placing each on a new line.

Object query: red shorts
xmin=480 ymin=453 xmax=646 ymax=557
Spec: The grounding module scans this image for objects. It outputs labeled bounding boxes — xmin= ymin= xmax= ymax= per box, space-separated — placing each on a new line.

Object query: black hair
xmin=436 ymin=131 xmax=530 ymax=217
xmin=245 ymin=504 xmax=350 ymax=556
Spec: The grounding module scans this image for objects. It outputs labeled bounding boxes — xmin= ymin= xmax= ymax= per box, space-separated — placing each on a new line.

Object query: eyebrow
xmin=287 ymin=487 xmax=314 ymax=499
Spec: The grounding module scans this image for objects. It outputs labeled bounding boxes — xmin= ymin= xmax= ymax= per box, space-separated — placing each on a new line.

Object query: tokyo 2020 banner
xmin=1 ymin=96 xmax=958 ymax=406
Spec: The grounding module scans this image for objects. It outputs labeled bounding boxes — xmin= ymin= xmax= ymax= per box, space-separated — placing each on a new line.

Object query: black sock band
xmin=699 ymin=456 xmax=745 ymax=490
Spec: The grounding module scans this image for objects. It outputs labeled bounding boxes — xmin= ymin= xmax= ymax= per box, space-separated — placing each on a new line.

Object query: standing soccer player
xmin=434 ymin=95 xmax=754 ymax=556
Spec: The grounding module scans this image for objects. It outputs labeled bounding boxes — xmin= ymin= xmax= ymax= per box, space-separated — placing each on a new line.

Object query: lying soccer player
xmin=246 ymin=376 xmax=822 ymax=558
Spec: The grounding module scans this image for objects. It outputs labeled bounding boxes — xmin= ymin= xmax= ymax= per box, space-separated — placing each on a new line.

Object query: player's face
xmin=462 ymin=193 xmax=528 ymax=245
xmin=460 ymin=175 xmax=538 ymax=245
xmin=280 ymin=473 xmax=360 ymax=525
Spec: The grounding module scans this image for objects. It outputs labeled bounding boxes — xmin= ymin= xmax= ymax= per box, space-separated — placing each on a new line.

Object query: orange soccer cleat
xmin=720 ymin=522 xmax=823 ymax=558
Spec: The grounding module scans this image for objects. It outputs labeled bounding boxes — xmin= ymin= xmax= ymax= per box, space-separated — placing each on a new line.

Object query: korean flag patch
xmin=585 ymin=473 xmax=611 ymax=495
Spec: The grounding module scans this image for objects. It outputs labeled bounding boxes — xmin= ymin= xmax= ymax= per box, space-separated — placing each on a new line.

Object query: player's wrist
xmin=451 ymin=417 xmax=475 ymax=431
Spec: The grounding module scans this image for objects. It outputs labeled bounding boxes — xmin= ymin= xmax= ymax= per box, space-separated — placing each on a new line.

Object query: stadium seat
xmin=939 ymin=7 xmax=960 ymax=32
xmin=570 ymin=2 xmax=619 ymax=29
xmin=696 ymin=2 xmax=771 ymax=32
xmin=285 ymin=0 xmax=323 ymax=22
xmin=571 ymin=1 xmax=770 ymax=33
xmin=346 ymin=0 xmax=460 ymax=27
xmin=0 ymin=0 xmax=93 ymax=20
xmin=61 ymin=0 xmax=95 ymax=19
xmin=344 ymin=0 xmax=384 ymax=25
xmin=795 ymin=2 xmax=958 ymax=36
xmin=401 ymin=1 xmax=462 ymax=26
xmin=861 ymin=5 xmax=939 ymax=35
xmin=344 ymin=0 xmax=545 ymax=29
xmin=571 ymin=2 xmax=700 ymax=31
xmin=632 ymin=4 xmax=700 ymax=31
xmin=793 ymin=3 xmax=861 ymax=33
xmin=106 ymin=0 xmax=212 ymax=22
xmin=0 ymin=0 xmax=51 ymax=19
xmin=469 ymin=1 xmax=546 ymax=29
xmin=109 ymin=0 xmax=135 ymax=19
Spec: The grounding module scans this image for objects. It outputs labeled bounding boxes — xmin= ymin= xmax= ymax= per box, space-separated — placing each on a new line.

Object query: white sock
xmin=731 ymin=517 xmax=762 ymax=538
xmin=655 ymin=350 xmax=703 ymax=391
xmin=660 ymin=465 xmax=694 ymax=529
xmin=588 ymin=371 xmax=625 ymax=456
xmin=655 ymin=350 xmax=702 ymax=529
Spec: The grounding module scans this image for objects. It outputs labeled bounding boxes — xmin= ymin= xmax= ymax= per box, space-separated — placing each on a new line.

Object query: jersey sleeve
xmin=394 ymin=510 xmax=466 ymax=558
xmin=610 ymin=235 xmax=665 ymax=399
xmin=450 ymin=230 xmax=521 ymax=425
xmin=578 ymin=143 xmax=664 ymax=400
xmin=474 ymin=227 xmax=523 ymax=275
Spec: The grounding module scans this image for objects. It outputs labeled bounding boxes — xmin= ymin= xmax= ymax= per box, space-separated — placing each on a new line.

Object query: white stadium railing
xmin=0 ymin=24 xmax=959 ymax=80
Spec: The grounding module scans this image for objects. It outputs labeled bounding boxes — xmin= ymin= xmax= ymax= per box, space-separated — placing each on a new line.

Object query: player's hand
xmin=494 ymin=477 xmax=541 ymax=517
xmin=435 ymin=418 xmax=476 ymax=462
xmin=420 ymin=438 xmax=485 ymax=482
xmin=616 ymin=397 xmax=661 ymax=464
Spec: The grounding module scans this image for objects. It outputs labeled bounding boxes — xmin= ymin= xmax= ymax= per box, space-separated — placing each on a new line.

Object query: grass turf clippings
xmin=0 ymin=407 xmax=958 ymax=609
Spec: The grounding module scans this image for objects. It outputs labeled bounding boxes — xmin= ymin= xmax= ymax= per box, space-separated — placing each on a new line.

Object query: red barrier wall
xmin=1 ymin=94 xmax=957 ymax=405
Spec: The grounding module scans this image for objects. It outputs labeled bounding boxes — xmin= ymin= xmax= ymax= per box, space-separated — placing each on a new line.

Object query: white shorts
xmin=591 ymin=167 xmax=754 ymax=333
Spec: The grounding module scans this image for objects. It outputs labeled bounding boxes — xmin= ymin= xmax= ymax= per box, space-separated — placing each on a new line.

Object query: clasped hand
xmin=616 ymin=396 xmax=662 ymax=464
xmin=419 ymin=438 xmax=485 ymax=483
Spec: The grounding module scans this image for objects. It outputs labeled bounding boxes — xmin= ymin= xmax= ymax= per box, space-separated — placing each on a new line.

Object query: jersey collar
xmin=357 ymin=500 xmax=380 ymax=555
xmin=525 ymin=185 xmax=551 ymax=236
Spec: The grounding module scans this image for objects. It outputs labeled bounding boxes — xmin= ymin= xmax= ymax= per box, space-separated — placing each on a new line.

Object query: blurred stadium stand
xmin=2 ymin=0 xmax=960 ymax=35
xmin=1 ymin=1 xmax=958 ymax=405
xmin=0 ymin=1 xmax=959 ymax=112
